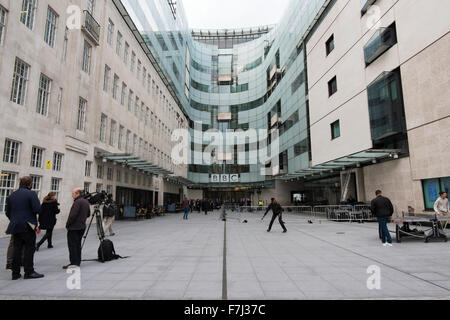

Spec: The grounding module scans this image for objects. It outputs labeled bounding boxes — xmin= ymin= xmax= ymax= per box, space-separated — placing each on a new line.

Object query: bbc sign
xmin=211 ymin=174 xmax=239 ymax=183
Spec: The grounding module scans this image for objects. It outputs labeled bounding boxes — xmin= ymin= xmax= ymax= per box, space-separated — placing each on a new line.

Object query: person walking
xmin=183 ymin=197 xmax=190 ymax=220
xmin=264 ymin=198 xmax=287 ymax=233
xmin=5 ymin=176 xmax=44 ymax=280
xmin=103 ymin=194 xmax=116 ymax=236
xmin=36 ymin=192 xmax=60 ymax=251
xmin=370 ymin=190 xmax=394 ymax=247
xmin=202 ymin=198 xmax=211 ymax=215
xmin=63 ymin=188 xmax=90 ymax=269
xmin=434 ymin=192 xmax=450 ymax=229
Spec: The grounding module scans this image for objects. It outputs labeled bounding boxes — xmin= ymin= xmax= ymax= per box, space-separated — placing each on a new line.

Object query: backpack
xmin=98 ymin=239 xmax=121 ymax=262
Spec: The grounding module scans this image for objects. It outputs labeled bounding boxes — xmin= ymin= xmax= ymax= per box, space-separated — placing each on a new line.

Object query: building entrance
xmin=204 ymin=189 xmax=253 ymax=205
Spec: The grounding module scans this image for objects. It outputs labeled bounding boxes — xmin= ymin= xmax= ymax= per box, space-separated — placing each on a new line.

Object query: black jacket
xmin=202 ymin=200 xmax=211 ymax=211
xmin=265 ymin=203 xmax=284 ymax=216
xmin=370 ymin=196 xmax=394 ymax=218
xmin=102 ymin=200 xmax=117 ymax=218
xmin=66 ymin=196 xmax=91 ymax=230
xmin=39 ymin=199 xmax=60 ymax=230
xmin=5 ymin=187 xmax=41 ymax=235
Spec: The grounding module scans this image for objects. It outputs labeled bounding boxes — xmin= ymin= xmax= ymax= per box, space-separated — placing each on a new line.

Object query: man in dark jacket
xmin=63 ymin=188 xmax=90 ymax=269
xmin=371 ymin=190 xmax=394 ymax=246
xmin=264 ymin=198 xmax=287 ymax=233
xmin=5 ymin=176 xmax=44 ymax=280
xmin=202 ymin=199 xmax=210 ymax=215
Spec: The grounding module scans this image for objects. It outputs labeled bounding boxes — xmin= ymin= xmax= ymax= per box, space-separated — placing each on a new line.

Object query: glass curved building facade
xmin=119 ymin=0 xmax=329 ymax=190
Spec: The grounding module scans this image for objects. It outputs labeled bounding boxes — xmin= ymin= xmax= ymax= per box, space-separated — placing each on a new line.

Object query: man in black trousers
xmin=264 ymin=198 xmax=287 ymax=233
xmin=63 ymin=188 xmax=90 ymax=269
xmin=370 ymin=190 xmax=394 ymax=247
xmin=5 ymin=176 xmax=44 ymax=280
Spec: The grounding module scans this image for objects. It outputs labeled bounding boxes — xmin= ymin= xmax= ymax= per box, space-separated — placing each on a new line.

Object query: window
xmin=37 ymin=74 xmax=52 ymax=116
xmin=30 ymin=175 xmax=41 ymax=198
xmin=326 ymin=34 xmax=334 ymax=56
xmin=331 ymin=120 xmax=341 ymax=140
xmin=10 ymin=58 xmax=30 ymax=105
xmin=124 ymin=42 xmax=129 ymax=64
xmin=133 ymin=134 xmax=137 ymax=154
xmin=147 ymin=74 xmax=151 ymax=94
xmin=0 ymin=6 xmax=7 ymax=46
xmin=30 ymin=146 xmax=44 ymax=168
xmin=52 ymin=152 xmax=63 ymax=171
xmin=116 ymin=31 xmax=122 ymax=56
xmin=422 ymin=177 xmax=450 ymax=210
xmin=103 ymin=65 xmax=111 ymax=92
xmin=137 ymin=60 xmax=141 ymax=80
xmin=97 ymin=164 xmax=103 ymax=179
xmin=3 ymin=139 xmax=20 ymax=164
xmin=112 ymin=74 xmax=119 ymax=100
xmin=62 ymin=27 xmax=69 ymax=62
xmin=100 ymin=114 xmax=107 ymax=142
xmin=118 ymin=126 xmax=124 ymax=150
xmin=50 ymin=178 xmax=61 ymax=200
xmin=77 ymin=98 xmax=87 ymax=131
xmin=116 ymin=169 xmax=121 ymax=182
xmin=84 ymin=182 xmax=91 ymax=193
xmin=364 ymin=23 xmax=397 ymax=66
xmin=87 ymin=0 xmax=95 ymax=15
xmin=143 ymin=67 xmax=147 ymax=86
xmin=0 ymin=172 xmax=17 ymax=213
xmin=56 ymin=87 xmax=63 ymax=124
xmin=107 ymin=167 xmax=113 ymax=181
xmin=134 ymin=96 xmax=139 ymax=117
xmin=121 ymin=82 xmax=127 ymax=106
xmin=109 ymin=120 xmax=116 ymax=146
xmin=131 ymin=51 xmax=136 ymax=72
xmin=82 ymin=41 xmax=92 ymax=73
xmin=85 ymin=161 xmax=92 ymax=177
xmin=44 ymin=7 xmax=58 ymax=47
xmin=128 ymin=90 xmax=133 ymax=112
xmin=96 ymin=183 xmax=103 ymax=193
xmin=328 ymin=76 xmax=337 ymax=97
xmin=20 ymin=0 xmax=37 ymax=30
xmin=106 ymin=19 xmax=114 ymax=46
xmin=106 ymin=185 xmax=113 ymax=195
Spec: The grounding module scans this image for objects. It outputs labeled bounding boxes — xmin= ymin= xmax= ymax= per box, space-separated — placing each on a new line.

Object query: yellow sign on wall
xmin=46 ymin=160 xmax=52 ymax=170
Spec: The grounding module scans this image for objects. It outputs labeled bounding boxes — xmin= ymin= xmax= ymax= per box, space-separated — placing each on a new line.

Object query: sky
xmin=182 ymin=0 xmax=292 ymax=30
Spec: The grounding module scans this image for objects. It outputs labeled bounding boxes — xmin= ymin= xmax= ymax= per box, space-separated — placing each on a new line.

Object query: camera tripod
xmin=81 ymin=203 xmax=106 ymax=262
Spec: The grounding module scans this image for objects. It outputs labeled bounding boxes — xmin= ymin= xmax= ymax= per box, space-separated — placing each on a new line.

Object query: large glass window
xmin=20 ymin=0 xmax=37 ymax=30
xmin=82 ymin=41 xmax=92 ymax=73
xmin=422 ymin=177 xmax=450 ymax=210
xmin=77 ymin=98 xmax=87 ymax=131
xmin=106 ymin=19 xmax=114 ymax=46
xmin=100 ymin=114 xmax=107 ymax=142
xmin=30 ymin=175 xmax=41 ymax=198
xmin=10 ymin=58 xmax=30 ymax=105
xmin=103 ymin=65 xmax=111 ymax=92
xmin=37 ymin=73 xmax=52 ymax=116
xmin=44 ymin=7 xmax=58 ymax=47
xmin=0 ymin=172 xmax=17 ymax=213
xmin=364 ymin=23 xmax=397 ymax=66
xmin=30 ymin=146 xmax=44 ymax=168
xmin=52 ymin=152 xmax=63 ymax=171
xmin=3 ymin=139 xmax=20 ymax=164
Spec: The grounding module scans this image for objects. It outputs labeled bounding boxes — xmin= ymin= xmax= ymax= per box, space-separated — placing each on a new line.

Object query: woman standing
xmin=36 ymin=192 xmax=60 ymax=251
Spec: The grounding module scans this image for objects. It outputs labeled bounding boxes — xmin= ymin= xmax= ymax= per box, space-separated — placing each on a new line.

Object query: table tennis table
xmin=391 ymin=214 xmax=449 ymax=243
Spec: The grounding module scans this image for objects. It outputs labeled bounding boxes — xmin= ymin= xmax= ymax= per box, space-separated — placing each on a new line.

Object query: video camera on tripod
xmin=83 ymin=190 xmax=108 ymax=206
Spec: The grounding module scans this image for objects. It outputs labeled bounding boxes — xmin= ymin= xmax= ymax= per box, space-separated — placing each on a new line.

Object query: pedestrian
xmin=5 ymin=236 xmax=14 ymax=270
xmin=183 ymin=197 xmax=190 ymax=220
xmin=63 ymin=188 xmax=91 ymax=269
xmin=36 ymin=192 xmax=60 ymax=251
xmin=370 ymin=190 xmax=394 ymax=247
xmin=202 ymin=198 xmax=211 ymax=215
xmin=434 ymin=192 xmax=450 ymax=229
xmin=263 ymin=198 xmax=287 ymax=233
xmin=5 ymin=176 xmax=44 ymax=280
xmin=102 ymin=194 xmax=116 ymax=236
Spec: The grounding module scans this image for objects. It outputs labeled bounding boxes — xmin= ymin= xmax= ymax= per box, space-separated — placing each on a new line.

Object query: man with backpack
xmin=103 ymin=194 xmax=117 ymax=236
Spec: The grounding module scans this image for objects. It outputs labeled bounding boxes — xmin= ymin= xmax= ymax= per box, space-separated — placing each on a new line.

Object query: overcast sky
xmin=182 ymin=0 xmax=291 ymax=30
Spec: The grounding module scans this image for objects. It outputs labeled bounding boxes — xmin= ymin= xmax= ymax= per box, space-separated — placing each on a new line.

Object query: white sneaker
xmin=386 ymin=243 xmax=393 ymax=247
xmin=382 ymin=243 xmax=387 ymax=247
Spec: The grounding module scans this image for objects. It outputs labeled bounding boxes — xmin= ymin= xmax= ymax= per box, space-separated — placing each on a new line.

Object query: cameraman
xmin=63 ymin=188 xmax=90 ymax=269
xmin=103 ymin=194 xmax=116 ymax=236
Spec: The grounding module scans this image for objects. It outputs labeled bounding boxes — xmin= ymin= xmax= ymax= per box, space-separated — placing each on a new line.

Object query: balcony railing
xmin=82 ymin=10 xmax=100 ymax=45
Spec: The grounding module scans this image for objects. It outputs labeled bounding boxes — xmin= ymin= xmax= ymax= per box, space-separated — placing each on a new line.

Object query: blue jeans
xmin=378 ymin=217 xmax=392 ymax=244
xmin=184 ymin=208 xmax=189 ymax=219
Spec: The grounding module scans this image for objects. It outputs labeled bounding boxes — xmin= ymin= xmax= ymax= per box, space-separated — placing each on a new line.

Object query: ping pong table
xmin=391 ymin=214 xmax=449 ymax=243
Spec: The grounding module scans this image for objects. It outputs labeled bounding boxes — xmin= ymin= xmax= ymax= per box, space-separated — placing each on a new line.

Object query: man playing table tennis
xmin=434 ymin=192 xmax=450 ymax=229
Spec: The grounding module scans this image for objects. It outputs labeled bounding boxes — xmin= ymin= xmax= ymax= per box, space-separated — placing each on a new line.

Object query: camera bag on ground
xmin=98 ymin=239 xmax=124 ymax=262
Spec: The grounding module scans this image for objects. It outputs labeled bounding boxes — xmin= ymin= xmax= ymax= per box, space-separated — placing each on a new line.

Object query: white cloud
xmin=182 ymin=0 xmax=291 ymax=30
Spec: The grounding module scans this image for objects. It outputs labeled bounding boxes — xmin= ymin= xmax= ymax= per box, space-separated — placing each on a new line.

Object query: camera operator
xmin=103 ymin=194 xmax=116 ymax=237
xmin=63 ymin=188 xmax=90 ymax=269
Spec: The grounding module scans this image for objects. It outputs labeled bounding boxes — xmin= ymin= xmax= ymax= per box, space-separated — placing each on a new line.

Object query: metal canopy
xmin=98 ymin=151 xmax=173 ymax=176
xmin=278 ymin=149 xmax=402 ymax=181
xmin=166 ymin=175 xmax=195 ymax=187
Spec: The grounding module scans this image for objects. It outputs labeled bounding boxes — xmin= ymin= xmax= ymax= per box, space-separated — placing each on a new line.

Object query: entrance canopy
xmin=278 ymin=149 xmax=402 ymax=181
xmin=96 ymin=150 xmax=173 ymax=176
xmin=166 ymin=175 xmax=195 ymax=187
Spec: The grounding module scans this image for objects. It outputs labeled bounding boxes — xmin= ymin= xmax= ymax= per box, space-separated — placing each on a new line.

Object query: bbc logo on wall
xmin=211 ymin=174 xmax=239 ymax=183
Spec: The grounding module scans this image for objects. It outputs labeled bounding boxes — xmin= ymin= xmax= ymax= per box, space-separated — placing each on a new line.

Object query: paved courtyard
xmin=1 ymin=210 xmax=450 ymax=300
